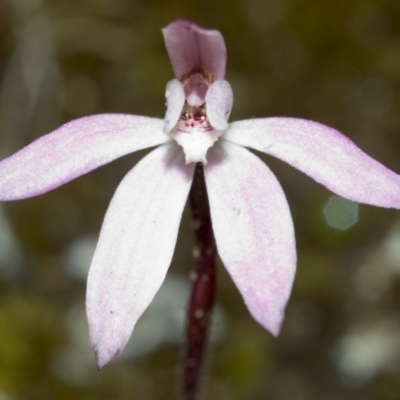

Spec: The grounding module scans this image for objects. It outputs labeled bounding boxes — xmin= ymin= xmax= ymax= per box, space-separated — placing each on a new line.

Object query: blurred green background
xmin=1 ymin=0 xmax=400 ymax=399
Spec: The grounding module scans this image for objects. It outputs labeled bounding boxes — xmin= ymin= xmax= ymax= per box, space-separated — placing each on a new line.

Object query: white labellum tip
xmin=173 ymin=129 xmax=224 ymax=165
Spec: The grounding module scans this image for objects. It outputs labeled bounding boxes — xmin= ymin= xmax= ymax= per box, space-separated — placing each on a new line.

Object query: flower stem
xmin=182 ymin=163 xmax=216 ymax=400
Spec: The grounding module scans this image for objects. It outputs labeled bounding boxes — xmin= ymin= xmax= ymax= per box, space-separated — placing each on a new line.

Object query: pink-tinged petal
xmin=205 ymin=80 xmax=233 ymax=131
xmin=204 ymin=142 xmax=296 ymax=336
xmin=162 ymin=19 xmax=226 ymax=80
xmin=0 ymin=115 xmax=170 ymax=201
xmin=163 ymin=79 xmax=185 ymax=134
xmin=86 ymin=143 xmax=195 ymax=369
xmin=225 ymin=118 xmax=400 ymax=208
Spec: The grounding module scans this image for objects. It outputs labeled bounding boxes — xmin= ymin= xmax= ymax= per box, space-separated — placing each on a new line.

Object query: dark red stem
xmin=182 ymin=163 xmax=216 ymax=400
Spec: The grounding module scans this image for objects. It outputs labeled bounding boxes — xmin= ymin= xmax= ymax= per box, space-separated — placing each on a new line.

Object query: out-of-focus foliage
xmin=1 ymin=0 xmax=400 ymax=399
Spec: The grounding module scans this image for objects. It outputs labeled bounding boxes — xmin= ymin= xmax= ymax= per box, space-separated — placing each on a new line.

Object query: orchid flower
xmin=1 ymin=19 xmax=400 ymax=372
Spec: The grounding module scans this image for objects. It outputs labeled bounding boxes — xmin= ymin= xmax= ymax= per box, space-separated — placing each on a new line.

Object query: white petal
xmin=204 ymin=142 xmax=296 ymax=336
xmin=205 ymin=80 xmax=233 ymax=131
xmin=0 ymin=114 xmax=170 ymax=200
xmin=86 ymin=143 xmax=195 ymax=369
xmin=225 ymin=118 xmax=400 ymax=208
xmin=163 ymin=79 xmax=185 ymax=134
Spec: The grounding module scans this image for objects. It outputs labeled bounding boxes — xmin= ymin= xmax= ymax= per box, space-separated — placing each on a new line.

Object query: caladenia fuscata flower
xmin=1 ymin=18 xmax=400 ymax=395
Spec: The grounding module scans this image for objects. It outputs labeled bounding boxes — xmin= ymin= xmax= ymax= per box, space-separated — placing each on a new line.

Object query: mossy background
xmin=1 ymin=0 xmax=400 ymax=399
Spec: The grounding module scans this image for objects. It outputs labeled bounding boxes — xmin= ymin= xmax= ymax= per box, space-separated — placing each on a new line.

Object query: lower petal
xmin=86 ymin=143 xmax=194 ymax=369
xmin=204 ymin=142 xmax=296 ymax=336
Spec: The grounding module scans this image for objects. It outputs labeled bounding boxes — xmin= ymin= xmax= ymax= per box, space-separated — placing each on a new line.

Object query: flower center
xmin=177 ymin=104 xmax=212 ymax=133
xmin=164 ymin=66 xmax=232 ymax=165
xmin=174 ymin=67 xmax=214 ymax=135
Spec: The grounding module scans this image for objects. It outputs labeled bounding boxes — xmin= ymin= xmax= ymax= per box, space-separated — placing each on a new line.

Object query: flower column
xmin=161 ymin=20 xmax=233 ymax=399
